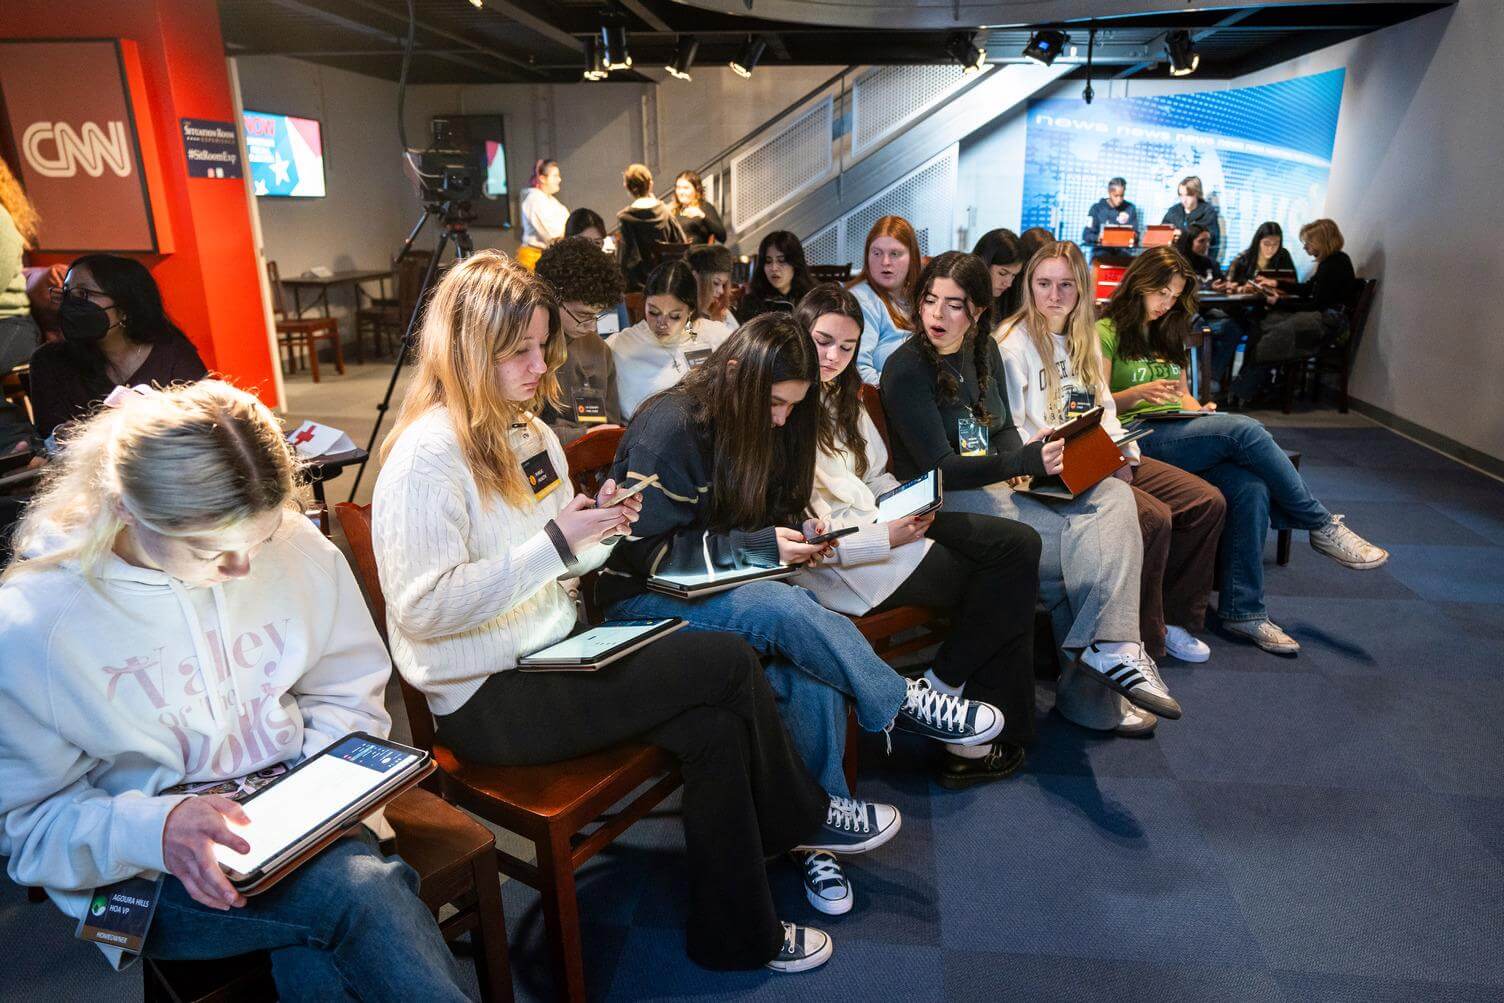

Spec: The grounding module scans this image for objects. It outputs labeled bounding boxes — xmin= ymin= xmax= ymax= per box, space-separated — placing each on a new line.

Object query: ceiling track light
xmin=1166 ymin=30 xmax=1200 ymax=76
xmin=467 ymin=0 xmax=483 ymax=8
xmin=583 ymin=34 xmax=607 ymax=80
xmin=600 ymin=25 xmax=632 ymax=71
xmin=667 ymin=35 xmax=699 ymax=81
xmin=1022 ymin=29 xmax=1069 ymax=66
xmin=730 ymin=36 xmax=766 ymax=78
xmin=945 ymin=31 xmax=986 ymax=74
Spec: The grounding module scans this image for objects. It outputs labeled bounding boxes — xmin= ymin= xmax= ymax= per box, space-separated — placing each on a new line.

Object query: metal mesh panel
xmin=851 ymin=65 xmax=977 ymax=160
xmin=729 ymin=98 xmax=834 ymax=231
xmin=803 ymin=224 xmax=840 ymax=267
xmin=838 ymin=147 xmax=958 ymax=269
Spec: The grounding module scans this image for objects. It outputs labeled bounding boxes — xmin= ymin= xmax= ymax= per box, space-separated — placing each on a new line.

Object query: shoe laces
xmin=902 ymin=679 xmax=970 ymax=734
xmin=1129 ymin=648 xmax=1167 ymax=692
xmin=779 ymin=921 xmax=799 ymax=956
xmin=1321 ymin=515 xmax=1372 ymax=553
xmin=826 ymin=795 xmax=873 ymax=834
xmin=801 ymin=850 xmax=845 ymax=887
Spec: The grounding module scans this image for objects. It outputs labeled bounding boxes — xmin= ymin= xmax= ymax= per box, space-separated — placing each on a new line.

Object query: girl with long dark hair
xmin=1225 ymin=220 xmax=1295 ymax=288
xmin=30 ymin=254 xmax=206 ymax=437
xmin=601 ymin=314 xmax=1005 ymax=909
xmin=607 ymin=259 xmax=733 ymax=418
xmin=882 ymin=251 xmax=1178 ymax=736
xmin=970 ymin=228 xmax=1026 ymax=331
xmin=1100 ymin=246 xmax=1387 ymax=655
xmin=737 ymin=230 xmax=816 ymax=322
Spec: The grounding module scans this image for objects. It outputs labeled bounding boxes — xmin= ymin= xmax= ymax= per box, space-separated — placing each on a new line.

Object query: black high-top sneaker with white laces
xmin=1078 ymin=644 xmax=1183 ymax=719
xmin=766 ymin=921 xmax=833 ymax=973
xmin=795 ymin=795 xmax=902 ymax=855
xmin=889 ymin=677 xmax=1004 ymax=746
xmin=792 ymin=849 xmax=853 ymax=915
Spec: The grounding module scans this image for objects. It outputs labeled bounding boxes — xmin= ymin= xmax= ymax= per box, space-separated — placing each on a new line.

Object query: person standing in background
xmin=1161 ymin=175 xmax=1222 ymax=261
xmin=1083 ymin=178 xmax=1140 ymax=246
xmin=518 ymin=159 xmax=569 ymax=271
xmin=0 ymin=156 xmax=42 ymax=373
xmin=615 ymin=164 xmax=685 ymax=292
xmin=667 ymin=170 xmax=727 ymax=246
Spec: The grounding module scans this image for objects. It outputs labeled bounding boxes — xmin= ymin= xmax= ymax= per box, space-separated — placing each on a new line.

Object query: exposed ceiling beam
xmin=474 ymin=0 xmax=584 ymax=50
xmin=335 ymin=0 xmax=558 ymax=74
xmin=617 ymin=0 xmax=674 ymax=33
xmin=765 ymin=32 xmax=791 ymax=60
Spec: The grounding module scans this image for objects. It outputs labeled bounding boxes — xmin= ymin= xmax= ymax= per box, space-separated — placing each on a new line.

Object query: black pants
xmin=873 ymin=511 xmax=1042 ymax=743
xmin=435 ymin=631 xmax=828 ymax=970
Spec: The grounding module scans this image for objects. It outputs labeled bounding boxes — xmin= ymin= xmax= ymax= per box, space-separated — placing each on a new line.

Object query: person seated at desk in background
xmin=1224 ymin=221 xmax=1296 ymax=292
xmin=736 ymin=230 xmax=816 ymax=323
xmin=1161 ymin=175 xmax=1222 ymax=262
xmin=1083 ymin=177 xmax=1141 ymax=245
xmin=615 ymin=163 xmax=685 ymax=293
xmin=518 ymin=158 xmax=569 ymax=271
xmin=1206 ymin=221 xmax=1295 ymax=394
xmin=1176 ymin=225 xmax=1223 ymax=285
xmin=534 ymin=236 xmax=627 ymax=443
xmin=666 ymin=170 xmax=727 ymax=246
xmin=686 ymin=244 xmax=740 ymax=332
xmin=30 ymin=254 xmax=207 ymax=439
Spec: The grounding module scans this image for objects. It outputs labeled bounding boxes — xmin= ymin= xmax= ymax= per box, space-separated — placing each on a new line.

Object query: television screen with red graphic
xmin=243 ymin=110 xmax=326 ymax=198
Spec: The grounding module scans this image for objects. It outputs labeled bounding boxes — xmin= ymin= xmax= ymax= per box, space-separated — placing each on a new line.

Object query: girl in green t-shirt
xmin=1099 ymin=247 xmax=1389 ymax=656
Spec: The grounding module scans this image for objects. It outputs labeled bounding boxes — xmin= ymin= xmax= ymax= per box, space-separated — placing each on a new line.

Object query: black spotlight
xmin=582 ymin=35 xmax=607 ymax=80
xmin=600 ymin=25 xmax=632 ymax=71
xmin=1166 ymin=30 xmax=1200 ymax=76
xmin=667 ymin=36 xmax=699 ymax=81
xmin=945 ymin=32 xmax=987 ymax=74
xmin=1023 ymin=29 xmax=1069 ymax=66
xmin=731 ymin=36 xmax=766 ymax=78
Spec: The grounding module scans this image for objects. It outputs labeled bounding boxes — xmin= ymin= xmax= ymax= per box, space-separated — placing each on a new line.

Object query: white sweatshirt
xmin=607 ymin=318 xmax=733 ymax=419
xmin=796 ymin=408 xmax=930 ymax=615
xmin=520 ymin=188 xmax=569 ymax=250
xmin=372 ymin=407 xmax=613 ymax=716
xmin=0 ymin=514 xmax=392 ymax=954
xmin=995 ymin=321 xmax=1141 ymax=463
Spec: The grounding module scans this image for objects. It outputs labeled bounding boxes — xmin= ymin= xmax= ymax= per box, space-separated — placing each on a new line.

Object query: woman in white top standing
xmin=518 ymin=158 xmax=569 ymax=271
xmin=372 ymin=250 xmax=855 ymax=974
xmin=608 ymin=259 xmax=733 ymax=419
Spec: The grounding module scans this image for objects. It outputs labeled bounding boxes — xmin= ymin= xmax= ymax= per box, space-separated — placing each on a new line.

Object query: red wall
xmin=3 ymin=0 xmax=278 ymax=406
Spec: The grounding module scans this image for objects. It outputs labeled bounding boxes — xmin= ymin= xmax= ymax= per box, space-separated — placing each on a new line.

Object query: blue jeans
xmin=609 ymin=581 xmax=909 ymax=800
xmin=143 ymin=829 xmax=468 ymax=1003
xmin=1138 ymin=413 xmax=1330 ymax=622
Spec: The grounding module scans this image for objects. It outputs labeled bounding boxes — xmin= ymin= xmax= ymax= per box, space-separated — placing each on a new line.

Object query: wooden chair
xmin=334 ymin=449 xmax=680 ymax=1003
xmin=810 ymin=263 xmax=853 ymax=284
xmin=1308 ymin=277 xmax=1377 ymax=413
xmin=142 ymin=785 xmax=514 ymax=1003
xmin=267 ymin=261 xmax=344 ymax=383
xmin=624 ymin=292 xmax=645 ymax=326
xmin=355 ymin=251 xmax=431 ymax=363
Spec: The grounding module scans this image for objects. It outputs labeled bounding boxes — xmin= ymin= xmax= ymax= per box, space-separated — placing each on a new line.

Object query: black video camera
xmin=404 ymin=119 xmax=481 ymax=214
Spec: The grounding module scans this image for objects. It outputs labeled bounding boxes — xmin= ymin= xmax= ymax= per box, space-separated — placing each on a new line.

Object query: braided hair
xmin=906 ymin=251 xmax=997 ymax=425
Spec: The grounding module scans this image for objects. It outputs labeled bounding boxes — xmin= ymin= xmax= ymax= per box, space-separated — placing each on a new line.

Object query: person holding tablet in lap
xmin=374 ymin=251 xmax=856 ymax=973
xmin=880 ymin=251 xmax=1179 ymax=737
xmin=599 ymin=313 xmax=1003 ymax=914
xmin=1100 ymin=247 xmax=1388 ymax=655
xmin=0 ymin=380 xmax=469 ymax=999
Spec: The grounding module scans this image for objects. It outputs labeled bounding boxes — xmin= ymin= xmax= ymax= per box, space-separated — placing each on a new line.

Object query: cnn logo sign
xmin=23 ymin=120 xmax=132 ymax=178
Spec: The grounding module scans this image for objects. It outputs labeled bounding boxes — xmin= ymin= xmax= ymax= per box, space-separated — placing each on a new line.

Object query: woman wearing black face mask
xmin=30 ymin=254 xmax=206 ymax=437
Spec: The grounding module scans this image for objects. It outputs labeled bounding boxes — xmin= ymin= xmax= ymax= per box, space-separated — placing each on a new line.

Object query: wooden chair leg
xmin=354 ymin=318 xmax=367 ymax=365
xmin=533 ymin=831 xmax=587 ymax=1003
xmin=307 ymin=333 xmax=321 ymax=383
xmin=469 ymin=852 xmax=515 ymax=1003
xmin=331 ymin=325 xmax=346 ymax=375
xmin=1277 ymin=450 xmax=1300 ymax=566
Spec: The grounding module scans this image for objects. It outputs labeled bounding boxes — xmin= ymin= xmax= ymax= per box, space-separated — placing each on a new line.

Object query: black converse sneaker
xmin=793 ymin=849 xmax=853 ymax=915
xmin=889 ymin=677 xmax=1004 ymax=746
xmin=766 ymin=921 xmax=833 ymax=973
xmin=1078 ymin=644 xmax=1183 ymax=719
xmin=795 ymin=795 xmax=901 ymax=855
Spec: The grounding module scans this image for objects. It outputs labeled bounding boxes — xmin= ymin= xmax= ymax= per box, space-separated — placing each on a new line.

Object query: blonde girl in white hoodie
xmin=0 ymin=381 xmax=467 ymax=1000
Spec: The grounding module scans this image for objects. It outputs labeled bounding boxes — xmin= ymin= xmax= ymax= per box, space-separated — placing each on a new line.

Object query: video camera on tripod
xmin=403 ymin=118 xmax=481 ymax=222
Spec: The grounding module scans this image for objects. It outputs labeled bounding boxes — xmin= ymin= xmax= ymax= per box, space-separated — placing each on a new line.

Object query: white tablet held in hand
xmin=875 ymin=469 xmax=943 ymax=523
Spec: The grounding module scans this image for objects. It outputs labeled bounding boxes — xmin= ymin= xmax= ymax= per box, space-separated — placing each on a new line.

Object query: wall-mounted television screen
xmin=437 ymin=114 xmax=510 ymax=228
xmin=243 ymin=110 xmax=327 ymax=198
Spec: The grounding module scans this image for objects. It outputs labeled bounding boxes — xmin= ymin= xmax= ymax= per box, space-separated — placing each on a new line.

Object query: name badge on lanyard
xmin=76 ymin=875 xmax=164 ymax=955
xmin=958 ymin=417 xmax=990 ymax=457
xmin=521 ymin=447 xmax=562 ymax=500
xmin=1064 ymin=387 xmax=1096 ymax=419
xmin=574 ymin=394 xmax=607 ymax=424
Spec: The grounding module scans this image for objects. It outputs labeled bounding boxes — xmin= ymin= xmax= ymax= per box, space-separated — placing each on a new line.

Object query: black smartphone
xmin=804 ymin=525 xmax=858 ymax=546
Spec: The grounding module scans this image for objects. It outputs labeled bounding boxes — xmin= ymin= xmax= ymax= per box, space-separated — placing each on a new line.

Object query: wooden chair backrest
xmin=563 ymin=425 xmax=626 ymax=624
xmin=859 ymin=384 xmax=894 ymax=471
xmin=810 ymin=263 xmax=853 ymax=284
xmin=1347 ymin=278 xmax=1378 ymax=355
xmin=265 ymin=260 xmax=289 ymax=318
xmin=332 ymin=501 xmax=437 ymax=752
xmin=624 ymin=292 xmax=645 ymax=326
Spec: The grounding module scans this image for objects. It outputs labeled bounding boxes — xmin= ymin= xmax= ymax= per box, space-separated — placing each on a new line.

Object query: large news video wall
xmin=1021 ymin=69 xmax=1346 ymax=270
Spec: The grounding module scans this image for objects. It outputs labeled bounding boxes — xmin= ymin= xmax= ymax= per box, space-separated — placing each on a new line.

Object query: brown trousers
xmin=1130 ymin=456 xmax=1227 ymax=656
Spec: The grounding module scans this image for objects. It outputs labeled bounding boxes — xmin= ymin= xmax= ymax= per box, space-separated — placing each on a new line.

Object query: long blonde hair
xmin=381 ymin=250 xmax=564 ymax=507
xmin=995 ymin=240 xmax=1107 ymax=410
xmin=4 ymin=380 xmax=304 ymax=582
xmin=0 ymin=155 xmax=40 ymax=248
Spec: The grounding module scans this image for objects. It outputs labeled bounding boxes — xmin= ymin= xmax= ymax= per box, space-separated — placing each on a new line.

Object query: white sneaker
xmin=793 ymin=850 xmax=853 ymax=915
xmin=766 ymin=921 xmax=833 ymax=973
xmin=1223 ymin=617 xmax=1301 ymax=655
xmin=1310 ymin=515 xmax=1388 ymax=569
xmin=1164 ymin=625 xmax=1210 ymax=663
xmin=1079 ymin=644 xmax=1183 ymax=720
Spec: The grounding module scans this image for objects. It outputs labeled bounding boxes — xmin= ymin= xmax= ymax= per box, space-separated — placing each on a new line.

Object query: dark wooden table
xmin=280 ymin=269 xmax=393 ymax=318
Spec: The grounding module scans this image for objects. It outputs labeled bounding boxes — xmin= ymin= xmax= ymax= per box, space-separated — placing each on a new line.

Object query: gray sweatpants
xmin=948 ymin=475 xmax=1143 ymax=730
